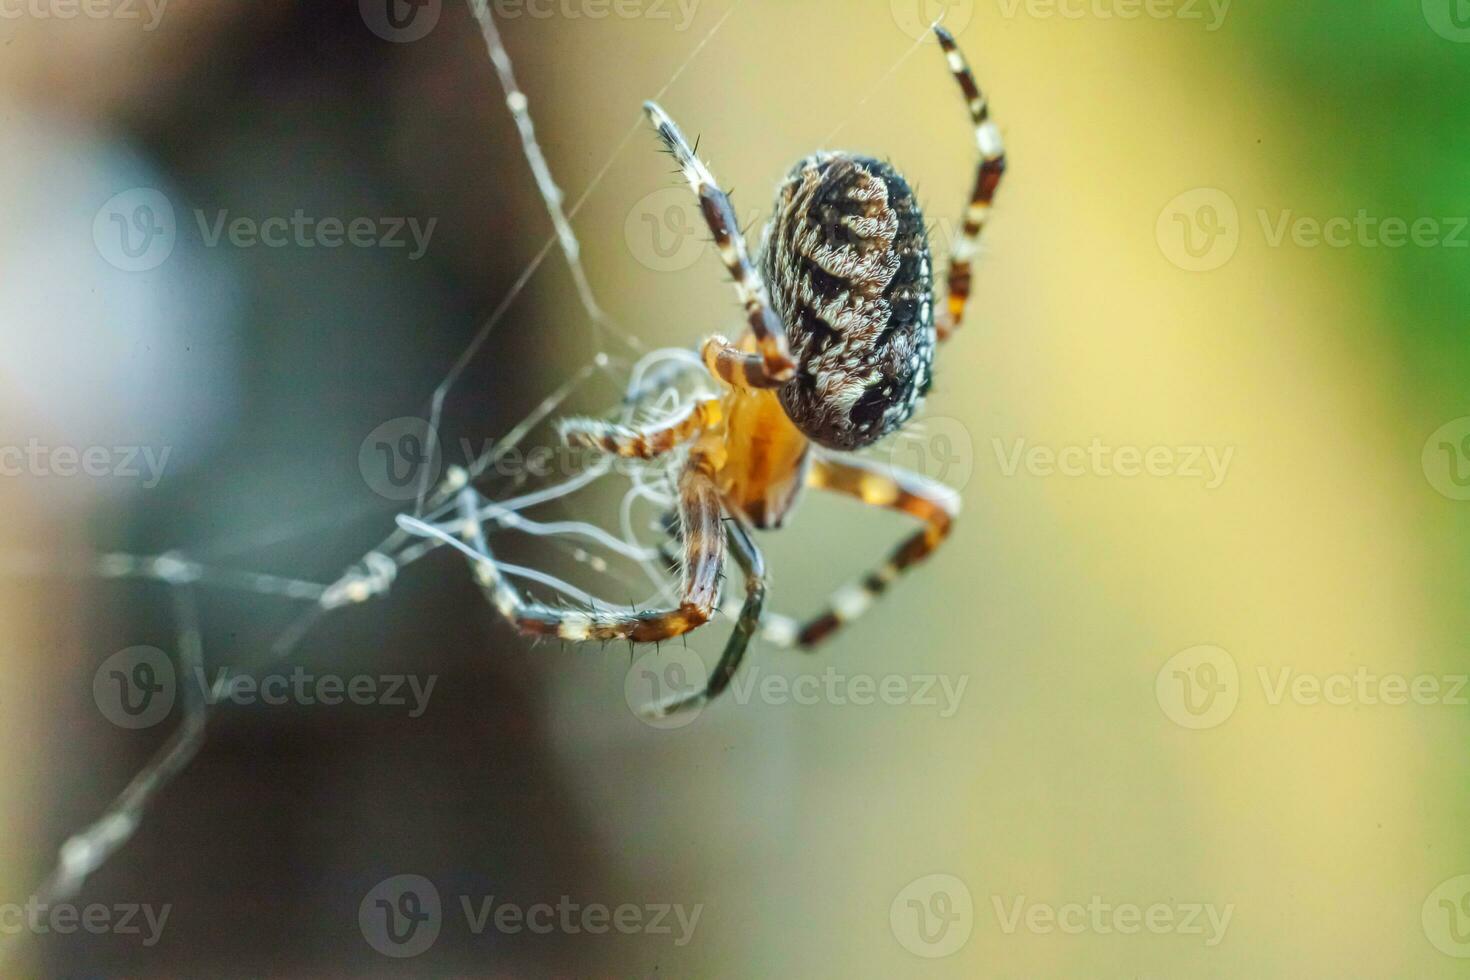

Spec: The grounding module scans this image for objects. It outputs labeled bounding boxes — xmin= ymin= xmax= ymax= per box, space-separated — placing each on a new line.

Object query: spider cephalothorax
xmin=762 ymin=153 xmax=935 ymax=451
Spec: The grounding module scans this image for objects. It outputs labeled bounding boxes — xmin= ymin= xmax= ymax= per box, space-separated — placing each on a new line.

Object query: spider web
xmin=2 ymin=2 xmax=944 ymax=957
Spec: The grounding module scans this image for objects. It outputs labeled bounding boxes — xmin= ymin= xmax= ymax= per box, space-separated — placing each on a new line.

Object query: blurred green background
xmin=1 ymin=0 xmax=1468 ymax=976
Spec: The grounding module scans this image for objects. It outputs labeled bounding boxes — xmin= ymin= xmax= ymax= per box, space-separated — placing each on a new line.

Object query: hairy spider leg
xmin=934 ymin=25 xmax=1007 ymax=343
xmin=643 ymin=100 xmax=797 ymax=389
xmin=793 ymin=455 xmax=959 ymax=648
xmin=643 ymin=515 xmax=767 ymax=717
xmin=559 ymin=398 xmax=723 ymax=459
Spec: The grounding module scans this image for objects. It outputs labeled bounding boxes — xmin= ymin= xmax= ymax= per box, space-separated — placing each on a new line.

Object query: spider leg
xmin=655 ymin=509 xmax=682 ymax=575
xmin=643 ymin=101 xmax=796 ymax=389
xmin=468 ymin=451 xmax=725 ymax=644
xmin=933 ymin=25 xmax=1007 ymax=343
xmin=643 ymin=513 xmax=767 ymax=718
xmin=559 ymin=397 xmax=722 ymax=459
xmin=793 ymin=455 xmax=959 ymax=649
xmin=700 ymin=333 xmax=794 ymax=391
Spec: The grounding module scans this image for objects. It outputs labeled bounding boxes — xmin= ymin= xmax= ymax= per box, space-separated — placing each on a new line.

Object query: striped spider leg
xmin=642 ymin=100 xmax=797 ymax=391
xmin=788 ymin=455 xmax=960 ymax=649
xmin=643 ymin=515 xmax=767 ymax=719
xmin=558 ymin=397 xmax=723 ymax=459
xmin=466 ymin=435 xmax=725 ymax=645
xmin=934 ymin=25 xmax=1007 ymax=343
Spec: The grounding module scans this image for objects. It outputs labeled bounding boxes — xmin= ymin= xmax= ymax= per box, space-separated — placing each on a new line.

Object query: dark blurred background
xmin=4 ymin=2 xmax=633 ymax=975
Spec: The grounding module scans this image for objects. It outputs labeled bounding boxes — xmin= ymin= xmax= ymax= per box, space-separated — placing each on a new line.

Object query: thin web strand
xmin=411 ymin=3 xmax=735 ymax=517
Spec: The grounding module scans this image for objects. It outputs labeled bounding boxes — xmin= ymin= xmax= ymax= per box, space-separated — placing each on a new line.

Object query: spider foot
xmin=640 ymin=688 xmax=710 ymax=720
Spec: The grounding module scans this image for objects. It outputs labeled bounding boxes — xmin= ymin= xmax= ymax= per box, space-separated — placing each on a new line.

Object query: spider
xmin=471 ymin=26 xmax=1005 ymax=716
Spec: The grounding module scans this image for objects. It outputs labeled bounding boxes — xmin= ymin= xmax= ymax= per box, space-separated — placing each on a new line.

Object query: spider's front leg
xmin=793 ymin=456 xmax=960 ymax=649
xmin=643 ymin=101 xmax=796 ymax=391
xmin=469 ymin=450 xmax=725 ymax=644
xmin=934 ymin=26 xmax=1007 ymax=343
xmin=643 ymin=514 xmax=767 ymax=718
xmin=558 ymin=397 xmax=722 ymax=459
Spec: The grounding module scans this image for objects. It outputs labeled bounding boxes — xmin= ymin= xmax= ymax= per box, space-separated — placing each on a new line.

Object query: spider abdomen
xmin=760 ymin=153 xmax=935 ymax=451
